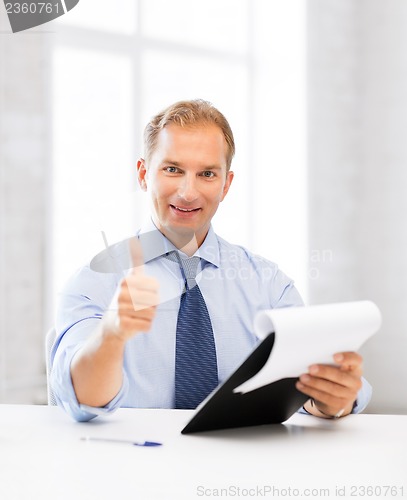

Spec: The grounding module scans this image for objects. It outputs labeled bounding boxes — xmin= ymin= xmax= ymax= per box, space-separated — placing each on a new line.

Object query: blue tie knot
xmin=179 ymin=256 xmax=200 ymax=290
xmin=165 ymin=251 xmax=200 ymax=291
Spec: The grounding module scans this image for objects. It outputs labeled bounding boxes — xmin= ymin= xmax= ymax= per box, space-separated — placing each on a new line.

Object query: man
xmin=51 ymin=99 xmax=371 ymax=421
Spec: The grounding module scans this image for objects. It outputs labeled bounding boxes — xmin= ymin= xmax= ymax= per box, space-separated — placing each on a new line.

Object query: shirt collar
xmin=193 ymin=225 xmax=220 ymax=268
xmin=89 ymin=218 xmax=220 ymax=273
xmin=138 ymin=218 xmax=220 ymax=268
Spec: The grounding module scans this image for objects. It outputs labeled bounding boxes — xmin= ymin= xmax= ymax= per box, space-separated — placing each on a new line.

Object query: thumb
xmin=129 ymin=236 xmax=145 ymax=275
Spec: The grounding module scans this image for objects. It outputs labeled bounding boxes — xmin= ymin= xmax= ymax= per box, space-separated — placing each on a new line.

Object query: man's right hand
xmin=110 ymin=237 xmax=160 ymax=341
xmin=70 ymin=237 xmax=159 ymax=408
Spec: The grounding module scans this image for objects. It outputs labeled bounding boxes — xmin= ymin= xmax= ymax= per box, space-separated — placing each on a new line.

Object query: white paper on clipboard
xmin=234 ymin=301 xmax=381 ymax=394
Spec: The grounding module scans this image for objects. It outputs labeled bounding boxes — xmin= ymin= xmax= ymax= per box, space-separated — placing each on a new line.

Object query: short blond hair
xmin=144 ymin=99 xmax=235 ymax=170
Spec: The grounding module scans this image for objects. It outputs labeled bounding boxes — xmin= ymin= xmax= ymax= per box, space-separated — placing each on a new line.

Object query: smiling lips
xmin=170 ymin=204 xmax=201 ymax=216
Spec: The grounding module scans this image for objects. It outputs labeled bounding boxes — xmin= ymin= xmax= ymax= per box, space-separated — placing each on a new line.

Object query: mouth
xmin=170 ymin=204 xmax=201 ymax=216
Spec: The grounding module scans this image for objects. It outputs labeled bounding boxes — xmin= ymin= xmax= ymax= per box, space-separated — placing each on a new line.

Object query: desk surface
xmin=0 ymin=405 xmax=406 ymax=500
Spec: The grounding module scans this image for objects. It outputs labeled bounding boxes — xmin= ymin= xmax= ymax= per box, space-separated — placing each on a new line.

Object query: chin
xmin=169 ymin=223 xmax=197 ymax=235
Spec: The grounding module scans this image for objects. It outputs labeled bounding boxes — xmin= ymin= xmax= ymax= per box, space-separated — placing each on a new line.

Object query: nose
xmin=177 ymin=173 xmax=199 ymax=203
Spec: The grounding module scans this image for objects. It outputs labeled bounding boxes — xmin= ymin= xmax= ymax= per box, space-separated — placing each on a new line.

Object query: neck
xmin=176 ymin=234 xmax=200 ymax=257
xmin=150 ymin=215 xmax=211 ymax=255
xmin=165 ymin=229 xmax=201 ymax=256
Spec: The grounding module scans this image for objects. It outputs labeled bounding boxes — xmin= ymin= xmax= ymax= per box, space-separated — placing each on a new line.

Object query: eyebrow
xmin=162 ymin=160 xmax=223 ymax=170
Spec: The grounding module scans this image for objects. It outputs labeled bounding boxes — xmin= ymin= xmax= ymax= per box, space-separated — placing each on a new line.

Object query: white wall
xmin=307 ymin=0 xmax=407 ymax=413
xmin=0 ymin=8 xmax=50 ymax=402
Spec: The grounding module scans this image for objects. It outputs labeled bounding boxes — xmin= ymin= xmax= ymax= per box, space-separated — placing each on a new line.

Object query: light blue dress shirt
xmin=51 ymin=220 xmax=372 ymax=421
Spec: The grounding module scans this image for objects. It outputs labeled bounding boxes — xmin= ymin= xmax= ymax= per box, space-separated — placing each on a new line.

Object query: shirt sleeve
xmin=249 ymin=251 xmax=304 ymax=309
xmin=273 ymin=279 xmax=304 ymax=308
xmin=51 ymin=265 xmax=129 ymax=422
xmin=351 ymin=376 xmax=373 ymax=413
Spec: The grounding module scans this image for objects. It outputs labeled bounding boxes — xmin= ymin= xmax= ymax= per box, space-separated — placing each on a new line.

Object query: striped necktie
xmin=167 ymin=252 xmax=218 ymax=409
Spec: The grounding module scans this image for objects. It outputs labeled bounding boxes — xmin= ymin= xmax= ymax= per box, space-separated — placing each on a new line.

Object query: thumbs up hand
xmin=70 ymin=237 xmax=160 ymax=407
xmin=108 ymin=237 xmax=160 ymax=342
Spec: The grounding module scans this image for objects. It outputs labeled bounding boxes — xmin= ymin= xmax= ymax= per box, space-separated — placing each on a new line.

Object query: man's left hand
xmin=296 ymin=352 xmax=363 ymax=418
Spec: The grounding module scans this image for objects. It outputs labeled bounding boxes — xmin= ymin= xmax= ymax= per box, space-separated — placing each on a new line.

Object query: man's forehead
xmin=153 ymin=124 xmax=228 ymax=162
xmin=157 ymin=122 xmax=223 ymax=140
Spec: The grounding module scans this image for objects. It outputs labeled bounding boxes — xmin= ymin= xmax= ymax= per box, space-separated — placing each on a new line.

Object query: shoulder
xmin=59 ymin=240 xmax=128 ymax=308
xmin=215 ymin=235 xmax=279 ymax=274
xmin=214 ymin=234 xmax=304 ymax=308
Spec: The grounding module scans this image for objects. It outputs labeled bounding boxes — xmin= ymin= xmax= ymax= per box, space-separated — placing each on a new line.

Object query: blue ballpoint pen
xmin=81 ymin=436 xmax=162 ymax=447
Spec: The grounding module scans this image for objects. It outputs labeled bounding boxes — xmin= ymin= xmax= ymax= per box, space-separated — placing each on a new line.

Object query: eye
xmin=202 ymin=170 xmax=215 ymax=178
xmin=164 ymin=166 xmax=179 ymax=174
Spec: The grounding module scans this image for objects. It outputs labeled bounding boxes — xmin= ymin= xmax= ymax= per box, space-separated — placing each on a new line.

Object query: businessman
xmin=52 ymin=99 xmax=371 ymax=421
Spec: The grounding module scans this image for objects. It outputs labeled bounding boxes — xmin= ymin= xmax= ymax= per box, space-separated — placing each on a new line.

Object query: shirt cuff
xmin=51 ymin=343 xmax=129 ymax=422
xmin=351 ymin=376 xmax=372 ymax=414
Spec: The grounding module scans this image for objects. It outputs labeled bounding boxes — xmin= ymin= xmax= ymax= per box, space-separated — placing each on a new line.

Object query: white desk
xmin=0 ymin=405 xmax=406 ymax=500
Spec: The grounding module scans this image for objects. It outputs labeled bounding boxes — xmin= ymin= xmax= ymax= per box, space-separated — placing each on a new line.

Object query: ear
xmin=137 ymin=158 xmax=148 ymax=191
xmin=220 ymin=170 xmax=234 ymax=202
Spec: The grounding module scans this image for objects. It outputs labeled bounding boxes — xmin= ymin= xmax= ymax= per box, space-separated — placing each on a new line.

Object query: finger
xmin=119 ymin=289 xmax=159 ymax=311
xmin=296 ymin=375 xmax=357 ymax=409
xmin=296 ymin=381 xmax=349 ymax=407
xmin=119 ymin=315 xmax=155 ymax=334
xmin=129 ymin=236 xmax=145 ymax=275
xmin=298 ymin=371 xmax=361 ymax=397
xmin=124 ymin=274 xmax=159 ymax=292
xmin=118 ymin=304 xmax=156 ymax=321
xmin=296 ymin=381 xmax=351 ymax=415
xmin=122 ymin=276 xmax=160 ymax=313
xmin=333 ymin=351 xmax=363 ymax=373
xmin=307 ymin=364 xmax=362 ymax=386
xmin=297 ymin=368 xmax=361 ymax=415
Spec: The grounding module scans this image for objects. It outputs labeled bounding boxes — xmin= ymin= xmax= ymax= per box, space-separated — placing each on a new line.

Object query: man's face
xmin=137 ymin=123 xmax=234 ymax=249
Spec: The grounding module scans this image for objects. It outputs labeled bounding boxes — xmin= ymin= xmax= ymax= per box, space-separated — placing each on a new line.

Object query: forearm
xmin=70 ymin=323 xmax=126 ymax=408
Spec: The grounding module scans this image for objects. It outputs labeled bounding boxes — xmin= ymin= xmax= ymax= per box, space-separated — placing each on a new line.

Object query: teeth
xmin=175 ymin=206 xmax=196 ymax=212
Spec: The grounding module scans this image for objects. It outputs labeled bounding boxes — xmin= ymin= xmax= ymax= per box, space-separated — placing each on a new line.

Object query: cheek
xmin=204 ymin=194 xmax=224 ymax=213
xmin=209 ymin=184 xmax=228 ymax=204
xmin=149 ymin=178 xmax=173 ymax=203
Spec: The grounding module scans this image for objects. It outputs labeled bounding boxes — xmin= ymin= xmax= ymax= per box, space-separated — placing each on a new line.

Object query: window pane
xmin=140 ymin=49 xmax=251 ymax=245
xmin=140 ymin=50 xmax=248 ymax=129
xmin=56 ymin=0 xmax=137 ymax=34
xmin=52 ymin=46 xmax=135 ymax=297
xmin=141 ymin=0 xmax=249 ymax=53
xmin=252 ymin=0 xmax=307 ymax=297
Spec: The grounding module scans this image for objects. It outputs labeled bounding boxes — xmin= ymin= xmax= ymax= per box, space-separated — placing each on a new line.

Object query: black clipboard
xmin=181 ymin=332 xmax=309 ymax=434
